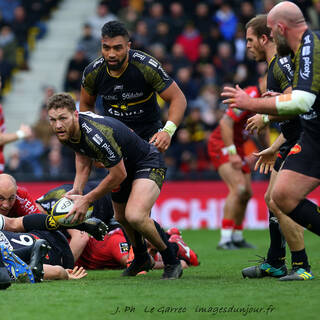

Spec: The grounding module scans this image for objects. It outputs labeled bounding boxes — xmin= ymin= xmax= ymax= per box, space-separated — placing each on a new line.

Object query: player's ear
xmin=127 ymin=41 xmax=131 ymax=49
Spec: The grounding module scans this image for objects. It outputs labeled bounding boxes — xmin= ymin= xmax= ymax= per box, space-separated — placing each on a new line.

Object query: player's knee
xmin=125 ymin=212 xmax=144 ymax=228
xmin=271 ymin=188 xmax=289 ymax=213
xmin=237 ymin=185 xmax=252 ymax=203
xmin=264 ymin=191 xmax=271 ymax=207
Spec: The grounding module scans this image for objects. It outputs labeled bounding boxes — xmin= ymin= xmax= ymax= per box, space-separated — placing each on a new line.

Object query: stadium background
xmin=1 ymin=0 xmax=319 ymax=229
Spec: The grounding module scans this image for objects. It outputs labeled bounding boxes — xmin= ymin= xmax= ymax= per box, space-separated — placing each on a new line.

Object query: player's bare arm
xmin=67 ymin=153 xmax=93 ymax=197
xmin=149 ymin=82 xmax=187 ymax=152
xmin=253 ymin=133 xmax=286 ymax=174
xmin=220 ymin=114 xmax=242 ymax=170
xmin=79 ymin=87 xmax=97 ymax=112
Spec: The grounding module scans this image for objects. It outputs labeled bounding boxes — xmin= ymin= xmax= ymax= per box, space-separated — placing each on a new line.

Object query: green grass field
xmin=1 ymin=229 xmax=320 ymax=320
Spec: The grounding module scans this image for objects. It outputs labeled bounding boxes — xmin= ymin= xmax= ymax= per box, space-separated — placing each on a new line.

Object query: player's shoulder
xmin=84 ymin=56 xmax=105 ymax=74
xmin=129 ymin=49 xmax=162 ymax=70
xmin=16 ymin=186 xmax=29 ymax=199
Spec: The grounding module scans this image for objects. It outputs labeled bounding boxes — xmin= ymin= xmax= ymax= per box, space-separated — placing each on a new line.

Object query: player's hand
xmin=19 ymin=124 xmax=32 ymax=138
xmin=246 ymin=114 xmax=266 ymax=134
xmin=65 ymin=194 xmax=89 ymax=223
xmin=261 ymin=91 xmax=280 ymax=97
xmin=221 ymin=85 xmax=251 ymax=110
xmin=67 ymin=266 xmax=87 ymax=280
xmin=229 ymin=154 xmax=242 ymax=170
xmin=253 ymin=148 xmax=278 ymax=174
xmin=65 ymin=188 xmax=82 ymax=197
xmin=149 ymin=130 xmax=172 ymax=152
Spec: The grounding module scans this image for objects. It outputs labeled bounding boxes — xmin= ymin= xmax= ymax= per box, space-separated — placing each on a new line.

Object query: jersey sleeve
xmin=81 ymin=57 xmax=104 ymax=96
xmin=293 ymin=31 xmax=320 ymax=94
xmin=84 ymin=117 xmax=123 ymax=168
xmin=131 ymin=51 xmax=173 ymax=93
xmin=14 ymin=187 xmax=41 ymax=217
xmin=275 ymin=56 xmax=293 ymax=92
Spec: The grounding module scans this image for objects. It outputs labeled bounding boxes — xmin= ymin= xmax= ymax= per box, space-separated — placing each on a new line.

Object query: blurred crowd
xmin=2 ymin=0 xmax=320 ymax=181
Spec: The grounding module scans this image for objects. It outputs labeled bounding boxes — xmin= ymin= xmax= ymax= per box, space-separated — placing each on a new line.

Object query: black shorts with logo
xmin=111 ymin=146 xmax=166 ymax=203
xmin=282 ymin=133 xmax=320 ymax=179
xmin=274 ymin=139 xmax=297 ymax=172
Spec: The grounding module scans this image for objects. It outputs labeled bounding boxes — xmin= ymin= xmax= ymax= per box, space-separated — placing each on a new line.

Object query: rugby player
xmin=80 ymin=20 xmax=187 ymax=152
xmin=208 ymin=84 xmax=268 ymax=250
xmin=222 ymin=2 xmax=320 ymax=280
xmin=0 ymin=173 xmax=108 ymax=241
xmin=47 ymin=93 xmax=182 ymax=279
xmin=241 ymin=15 xmax=313 ymax=281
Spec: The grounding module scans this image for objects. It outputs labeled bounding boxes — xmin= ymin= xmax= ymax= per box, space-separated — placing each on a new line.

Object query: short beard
xmin=274 ymin=32 xmax=292 ymax=57
xmin=107 ymin=54 xmax=127 ymax=71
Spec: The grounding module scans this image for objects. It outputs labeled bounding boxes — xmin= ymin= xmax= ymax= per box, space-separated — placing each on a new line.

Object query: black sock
xmin=13 ymin=247 xmax=32 ymax=263
xmin=291 ymin=248 xmax=310 ymax=271
xmin=154 ymin=221 xmax=178 ymax=265
xmin=267 ymin=211 xmax=286 ymax=267
xmin=23 ymin=214 xmax=59 ymax=232
xmin=289 ymin=199 xmax=320 ymax=235
xmin=132 ymin=230 xmax=148 ymax=261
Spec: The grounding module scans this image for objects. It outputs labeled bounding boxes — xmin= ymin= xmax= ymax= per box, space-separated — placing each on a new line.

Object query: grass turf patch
xmin=1 ymin=229 xmax=319 ymax=320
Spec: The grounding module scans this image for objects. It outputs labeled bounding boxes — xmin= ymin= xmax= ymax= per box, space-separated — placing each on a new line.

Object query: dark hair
xmin=47 ymin=93 xmax=76 ymax=112
xmin=101 ymin=20 xmax=129 ymax=39
xmin=246 ymin=14 xmax=272 ymax=39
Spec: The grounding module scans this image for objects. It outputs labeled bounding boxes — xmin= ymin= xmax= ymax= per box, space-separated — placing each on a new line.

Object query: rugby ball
xmin=50 ymin=197 xmax=93 ymax=227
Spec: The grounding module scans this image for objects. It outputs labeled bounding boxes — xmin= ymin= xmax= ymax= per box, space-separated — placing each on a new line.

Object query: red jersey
xmin=0 ymin=105 xmax=5 ymax=173
xmin=8 ymin=186 xmax=41 ymax=217
xmin=209 ymin=86 xmax=260 ymax=148
xmin=76 ymin=228 xmax=129 ymax=269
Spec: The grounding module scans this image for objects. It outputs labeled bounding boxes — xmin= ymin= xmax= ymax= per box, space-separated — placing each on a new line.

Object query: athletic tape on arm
xmin=276 ymin=90 xmax=316 ymax=115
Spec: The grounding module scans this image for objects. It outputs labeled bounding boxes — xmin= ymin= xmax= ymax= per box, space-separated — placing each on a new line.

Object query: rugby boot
xmin=233 ymin=239 xmax=256 ymax=249
xmin=0 ymin=244 xmax=35 ymax=283
xmin=162 ymin=261 xmax=183 ymax=280
xmin=29 ymin=239 xmax=51 ymax=282
xmin=217 ymin=241 xmax=238 ymax=250
xmin=166 ymin=228 xmax=181 ymax=236
xmin=279 ymin=267 xmax=314 ymax=281
xmin=126 ymin=247 xmax=146 ymax=275
xmin=168 ymin=234 xmax=199 ymax=266
xmin=0 ymin=254 xmax=11 ymax=290
xmin=242 ymin=256 xmax=287 ymax=278
xmin=83 ymin=218 xmax=109 ymax=241
xmin=122 ymin=254 xmax=154 ymax=276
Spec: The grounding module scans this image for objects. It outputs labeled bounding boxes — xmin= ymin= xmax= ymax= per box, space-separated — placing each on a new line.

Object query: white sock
xmin=219 ymin=228 xmax=233 ymax=244
xmin=232 ymin=230 xmax=244 ymax=242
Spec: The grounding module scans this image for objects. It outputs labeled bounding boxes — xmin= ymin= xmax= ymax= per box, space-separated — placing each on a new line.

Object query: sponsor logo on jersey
xmin=93 ymin=133 xmax=103 ymax=145
xmin=304 ymin=35 xmax=311 ymax=44
xmin=148 ymin=59 xmax=158 ymax=68
xmin=300 ymin=56 xmax=312 ymax=80
xmin=93 ymin=57 xmax=104 ymax=68
xmin=132 ymin=52 xmax=146 ymax=61
xmin=279 ymin=57 xmax=288 ymax=64
xmin=122 ymin=92 xmax=143 ymax=100
xmin=119 ymin=242 xmax=129 ymax=253
xmin=101 ymin=142 xmax=116 ymax=160
xmin=158 ymin=65 xmax=170 ymax=80
xmin=302 ymin=46 xmax=311 ymax=56
xmin=113 ymin=85 xmax=123 ymax=92
xmin=81 ymin=122 xmax=93 ymax=133
xmin=288 ymin=144 xmax=301 ymax=156
xmin=107 ymin=108 xmax=144 ymax=117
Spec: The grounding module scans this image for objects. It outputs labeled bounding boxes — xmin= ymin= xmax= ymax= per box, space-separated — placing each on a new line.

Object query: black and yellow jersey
xmin=63 ymin=112 xmax=151 ymax=170
xmin=293 ymin=29 xmax=320 ymax=140
xmin=268 ymin=54 xmax=301 ymax=142
xmin=36 ymin=181 xmax=114 ymax=224
xmin=81 ymin=49 xmax=173 ymax=139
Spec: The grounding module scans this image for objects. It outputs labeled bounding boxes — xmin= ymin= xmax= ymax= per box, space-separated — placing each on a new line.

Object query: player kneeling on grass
xmin=47 ymin=93 xmax=182 ymax=280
